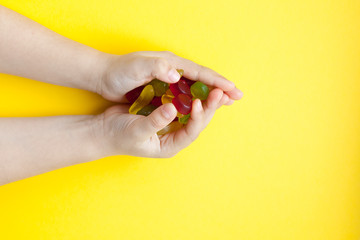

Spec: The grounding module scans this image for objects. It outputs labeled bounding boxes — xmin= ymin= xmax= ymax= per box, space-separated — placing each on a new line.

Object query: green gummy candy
xmin=137 ymin=104 xmax=157 ymax=116
xmin=179 ymin=113 xmax=191 ymax=124
xmin=190 ymin=82 xmax=209 ymax=100
xmin=150 ymin=79 xmax=169 ymax=97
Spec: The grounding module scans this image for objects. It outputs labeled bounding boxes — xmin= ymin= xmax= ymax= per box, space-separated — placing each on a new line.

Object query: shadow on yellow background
xmin=0 ymin=0 xmax=359 ymax=239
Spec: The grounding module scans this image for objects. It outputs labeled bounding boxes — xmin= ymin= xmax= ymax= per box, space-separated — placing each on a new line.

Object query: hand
xmin=91 ymin=88 xmax=226 ymax=158
xmin=96 ymin=51 xmax=243 ymax=104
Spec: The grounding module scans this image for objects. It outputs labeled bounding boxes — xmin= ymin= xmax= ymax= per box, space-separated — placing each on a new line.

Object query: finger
xmin=217 ymin=93 xmax=229 ymax=109
xmin=225 ymin=87 xmax=244 ymax=100
xmin=141 ymin=56 xmax=181 ymax=84
xmin=139 ymin=51 xmax=237 ymax=92
xmin=162 ymin=89 xmax=223 ymax=153
xmin=166 ymin=57 xmax=235 ymax=92
xmin=224 ymin=99 xmax=235 ymax=106
xmin=198 ymin=88 xmax=223 ymax=133
xmin=133 ymin=103 xmax=177 ymax=140
xmin=179 ymin=60 xmax=234 ymax=91
xmin=203 ymin=88 xmax=224 ymax=114
xmin=161 ymin=99 xmax=205 ymax=153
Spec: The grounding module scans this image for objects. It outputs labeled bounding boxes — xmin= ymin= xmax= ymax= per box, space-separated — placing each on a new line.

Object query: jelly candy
xmin=170 ymin=79 xmax=191 ymax=97
xmin=179 ymin=113 xmax=191 ymax=124
xmin=129 ymin=85 xmax=155 ymax=114
xmin=151 ymin=96 xmax=162 ymax=107
xmin=177 ymin=112 xmax=184 ymax=118
xmin=165 ymin=89 xmax=173 ymax=96
xmin=182 ymin=77 xmax=196 ymax=87
xmin=177 ymin=69 xmax=184 ymax=77
xmin=161 ymin=89 xmax=174 ymax=104
xmin=125 ymin=69 xmax=211 ymax=135
xmin=190 ymin=82 xmax=209 ymax=100
xmin=172 ymin=94 xmax=192 ymax=115
xmin=178 ymin=79 xmax=191 ymax=96
xmin=169 ymin=83 xmax=181 ymax=97
xmin=161 ymin=95 xmax=173 ymax=104
xmin=137 ymin=104 xmax=157 ymax=116
xmin=125 ymin=85 xmax=144 ymax=104
xmin=157 ymin=121 xmax=183 ymax=135
xmin=149 ymin=69 xmax=182 ymax=97
xmin=150 ymin=79 xmax=169 ymax=96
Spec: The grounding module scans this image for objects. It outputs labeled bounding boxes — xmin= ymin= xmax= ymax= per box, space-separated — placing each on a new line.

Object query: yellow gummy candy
xmin=129 ymin=85 xmax=154 ymax=114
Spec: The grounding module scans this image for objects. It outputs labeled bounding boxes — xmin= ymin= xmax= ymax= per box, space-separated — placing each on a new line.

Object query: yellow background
xmin=0 ymin=0 xmax=359 ymax=239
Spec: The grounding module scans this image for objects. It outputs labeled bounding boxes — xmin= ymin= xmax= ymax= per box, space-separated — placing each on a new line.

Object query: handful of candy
xmin=125 ymin=69 xmax=210 ymax=135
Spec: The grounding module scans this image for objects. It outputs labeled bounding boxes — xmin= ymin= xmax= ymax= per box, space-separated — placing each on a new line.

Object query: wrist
xmin=87 ymin=112 xmax=118 ymax=159
xmin=74 ymin=48 xmax=111 ymax=95
xmin=64 ymin=115 xmax=107 ymax=162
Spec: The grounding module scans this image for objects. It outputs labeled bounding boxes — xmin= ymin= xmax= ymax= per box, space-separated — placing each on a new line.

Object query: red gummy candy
xmin=178 ymin=79 xmax=191 ymax=96
xmin=181 ymin=77 xmax=196 ymax=87
xmin=170 ymin=80 xmax=191 ymax=97
xmin=125 ymin=86 xmax=144 ymax=104
xmin=169 ymin=83 xmax=181 ymax=97
xmin=151 ymin=96 xmax=162 ymax=107
xmin=172 ymin=94 xmax=192 ymax=115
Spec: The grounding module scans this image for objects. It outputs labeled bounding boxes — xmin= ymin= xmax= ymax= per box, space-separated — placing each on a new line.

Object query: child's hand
xmin=92 ymin=88 xmax=224 ymax=158
xmin=0 ymin=6 xmax=245 ymax=183
xmin=96 ymin=51 xmax=243 ymax=104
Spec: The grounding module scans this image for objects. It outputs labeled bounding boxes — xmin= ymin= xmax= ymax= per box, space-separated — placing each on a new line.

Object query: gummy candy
xmin=190 ymin=82 xmax=209 ymax=100
xmin=177 ymin=112 xmax=184 ymax=118
xmin=157 ymin=121 xmax=183 ymax=135
xmin=169 ymin=80 xmax=191 ymax=97
xmin=150 ymin=79 xmax=169 ymax=97
xmin=129 ymin=85 xmax=154 ymax=114
xmin=169 ymin=83 xmax=181 ymax=97
xmin=125 ymin=85 xmax=144 ymax=104
xmin=177 ymin=79 xmax=192 ymax=96
xmin=126 ymin=69 xmax=211 ymax=135
xmin=172 ymin=94 xmax=192 ymax=115
xmin=182 ymin=77 xmax=196 ymax=87
xmin=137 ymin=104 xmax=157 ymax=116
xmin=161 ymin=89 xmax=174 ymax=104
xmin=177 ymin=69 xmax=184 ymax=77
xmin=161 ymin=95 xmax=173 ymax=104
xmin=165 ymin=89 xmax=173 ymax=96
xmin=151 ymin=96 xmax=162 ymax=107
xmin=179 ymin=113 xmax=191 ymax=124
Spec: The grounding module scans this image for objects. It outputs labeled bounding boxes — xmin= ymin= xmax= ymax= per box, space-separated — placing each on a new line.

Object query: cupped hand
xmin=92 ymin=88 xmax=226 ymax=158
xmin=96 ymin=51 xmax=243 ymax=104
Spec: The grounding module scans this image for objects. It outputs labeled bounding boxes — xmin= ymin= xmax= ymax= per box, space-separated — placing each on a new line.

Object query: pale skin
xmin=0 ymin=5 xmax=243 ymax=185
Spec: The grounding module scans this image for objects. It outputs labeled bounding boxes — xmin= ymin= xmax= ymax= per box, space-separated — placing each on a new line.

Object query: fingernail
xmin=168 ymin=69 xmax=180 ymax=82
xmin=162 ymin=104 xmax=176 ymax=119
xmin=196 ymin=99 xmax=202 ymax=111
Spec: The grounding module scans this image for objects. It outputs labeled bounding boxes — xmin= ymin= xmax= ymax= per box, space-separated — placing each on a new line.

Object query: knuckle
xmin=154 ymin=57 xmax=169 ymax=72
xmin=198 ymin=64 xmax=207 ymax=74
xmin=151 ymin=58 xmax=169 ymax=79
xmin=193 ymin=64 xmax=204 ymax=80
xmin=148 ymin=115 xmax=163 ymax=130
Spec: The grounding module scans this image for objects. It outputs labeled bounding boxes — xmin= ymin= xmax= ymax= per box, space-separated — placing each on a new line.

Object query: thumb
xmin=134 ymin=103 xmax=177 ymax=139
